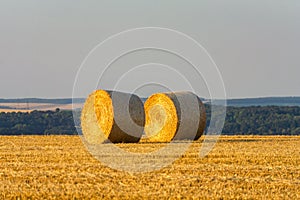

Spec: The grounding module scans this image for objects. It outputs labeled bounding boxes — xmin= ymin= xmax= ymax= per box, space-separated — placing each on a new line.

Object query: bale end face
xmin=81 ymin=90 xmax=114 ymax=144
xmin=144 ymin=93 xmax=178 ymax=142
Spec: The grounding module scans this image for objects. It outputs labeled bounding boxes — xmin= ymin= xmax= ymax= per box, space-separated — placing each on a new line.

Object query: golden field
xmin=0 ymin=135 xmax=299 ymax=199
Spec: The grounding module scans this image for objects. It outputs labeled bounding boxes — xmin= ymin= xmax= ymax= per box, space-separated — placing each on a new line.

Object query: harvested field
xmin=0 ymin=135 xmax=299 ymax=199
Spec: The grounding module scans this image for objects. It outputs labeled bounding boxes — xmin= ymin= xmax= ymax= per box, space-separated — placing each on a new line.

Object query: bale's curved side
xmin=81 ymin=90 xmax=145 ymax=144
xmin=195 ymin=97 xmax=206 ymax=140
xmin=144 ymin=92 xmax=206 ymax=142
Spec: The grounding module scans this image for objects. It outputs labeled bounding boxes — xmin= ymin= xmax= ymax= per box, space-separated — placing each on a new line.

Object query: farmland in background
xmin=0 ymin=98 xmax=84 ymax=113
xmin=1 ymin=97 xmax=300 ymax=113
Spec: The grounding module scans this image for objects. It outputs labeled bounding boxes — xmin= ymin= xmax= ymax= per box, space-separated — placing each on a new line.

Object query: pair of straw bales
xmin=81 ymin=90 xmax=206 ymax=144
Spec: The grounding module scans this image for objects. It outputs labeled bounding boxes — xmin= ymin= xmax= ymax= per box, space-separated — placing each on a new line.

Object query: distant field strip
xmin=0 ymin=103 xmax=83 ymax=112
xmin=0 ymin=136 xmax=299 ymax=199
xmin=0 ymin=109 xmax=32 ymax=113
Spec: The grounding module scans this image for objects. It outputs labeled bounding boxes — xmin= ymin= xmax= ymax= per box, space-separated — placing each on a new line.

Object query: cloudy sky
xmin=0 ymin=0 xmax=299 ymax=99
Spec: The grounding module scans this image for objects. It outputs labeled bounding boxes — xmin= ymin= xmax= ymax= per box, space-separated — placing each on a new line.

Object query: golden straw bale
xmin=81 ymin=90 xmax=145 ymax=144
xmin=144 ymin=92 xmax=206 ymax=142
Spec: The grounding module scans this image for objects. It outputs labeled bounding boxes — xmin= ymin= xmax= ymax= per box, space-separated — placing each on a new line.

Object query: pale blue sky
xmin=0 ymin=0 xmax=299 ymax=98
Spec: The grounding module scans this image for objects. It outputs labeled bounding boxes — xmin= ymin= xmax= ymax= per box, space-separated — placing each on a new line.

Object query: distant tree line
xmin=0 ymin=105 xmax=299 ymax=135
xmin=0 ymin=109 xmax=76 ymax=135
xmin=206 ymin=105 xmax=300 ymax=135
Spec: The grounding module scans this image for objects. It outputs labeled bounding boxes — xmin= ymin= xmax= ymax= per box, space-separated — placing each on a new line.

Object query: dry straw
xmin=81 ymin=90 xmax=145 ymax=144
xmin=144 ymin=92 xmax=206 ymax=142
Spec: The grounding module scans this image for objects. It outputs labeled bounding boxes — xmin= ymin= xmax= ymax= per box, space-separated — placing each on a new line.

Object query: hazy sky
xmin=0 ymin=0 xmax=299 ymax=99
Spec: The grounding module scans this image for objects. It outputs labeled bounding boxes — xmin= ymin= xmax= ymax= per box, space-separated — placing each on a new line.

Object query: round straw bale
xmin=144 ymin=92 xmax=206 ymax=142
xmin=81 ymin=90 xmax=145 ymax=144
